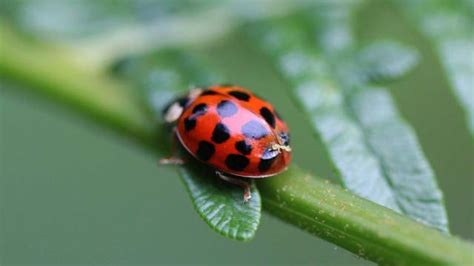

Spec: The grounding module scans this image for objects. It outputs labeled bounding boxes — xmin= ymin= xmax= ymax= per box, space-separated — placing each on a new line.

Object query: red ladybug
xmin=161 ymin=85 xmax=292 ymax=201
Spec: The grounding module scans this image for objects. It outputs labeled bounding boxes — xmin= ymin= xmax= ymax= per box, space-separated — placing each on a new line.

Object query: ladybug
xmin=160 ymin=85 xmax=292 ymax=202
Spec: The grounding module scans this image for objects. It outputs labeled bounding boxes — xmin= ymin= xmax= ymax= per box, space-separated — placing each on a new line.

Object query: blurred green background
xmin=1 ymin=0 xmax=473 ymax=265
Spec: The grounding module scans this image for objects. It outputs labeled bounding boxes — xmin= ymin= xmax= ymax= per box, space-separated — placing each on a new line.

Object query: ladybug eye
xmin=177 ymin=97 xmax=189 ymax=107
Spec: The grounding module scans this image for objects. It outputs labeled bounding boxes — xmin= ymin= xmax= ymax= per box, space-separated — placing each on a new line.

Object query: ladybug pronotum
xmin=161 ymin=85 xmax=292 ymax=202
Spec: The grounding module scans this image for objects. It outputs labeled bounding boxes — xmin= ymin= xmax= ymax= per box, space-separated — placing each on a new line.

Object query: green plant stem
xmin=260 ymin=167 xmax=471 ymax=265
xmin=0 ymin=24 xmax=155 ymax=146
xmin=1 ymin=24 xmax=473 ymax=265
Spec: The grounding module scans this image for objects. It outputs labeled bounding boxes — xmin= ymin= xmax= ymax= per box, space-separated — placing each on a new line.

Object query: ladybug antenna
xmin=271 ymin=143 xmax=292 ymax=152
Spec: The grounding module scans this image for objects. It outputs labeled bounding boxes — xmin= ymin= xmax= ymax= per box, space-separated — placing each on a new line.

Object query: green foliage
xmin=179 ymin=166 xmax=261 ymax=241
xmin=0 ymin=23 xmax=153 ymax=142
xmin=0 ymin=0 xmax=473 ymax=264
xmin=247 ymin=4 xmax=448 ymax=231
xmin=0 ymin=0 xmax=211 ymax=39
xmin=1 ymin=21 xmax=473 ymax=265
xmin=395 ymin=0 xmax=474 ymax=136
xmin=342 ymin=41 xmax=420 ymax=84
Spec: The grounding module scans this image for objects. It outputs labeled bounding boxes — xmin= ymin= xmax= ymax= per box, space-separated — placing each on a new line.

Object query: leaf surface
xmin=179 ymin=165 xmax=261 ymax=241
xmin=396 ymin=0 xmax=474 ymax=136
xmin=342 ymin=41 xmax=419 ymax=84
xmin=247 ymin=3 xmax=448 ymax=231
xmin=0 ymin=0 xmax=212 ymax=39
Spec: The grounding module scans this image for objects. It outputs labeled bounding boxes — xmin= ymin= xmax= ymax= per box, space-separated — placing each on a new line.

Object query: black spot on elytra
xmin=192 ymin=103 xmax=208 ymax=116
xmin=259 ymin=148 xmax=279 ymax=172
xmin=241 ymin=120 xmax=268 ymax=139
xmin=211 ymin=123 xmax=230 ymax=143
xmin=260 ymin=107 xmax=276 ymax=128
xmin=200 ymin=90 xmax=218 ymax=96
xmin=235 ymin=140 xmax=252 ymax=155
xmin=280 ymin=132 xmax=290 ymax=146
xmin=217 ymin=100 xmax=238 ymax=117
xmin=196 ymin=141 xmax=215 ymax=161
xmin=225 ymin=154 xmax=250 ymax=171
xmin=184 ymin=117 xmax=196 ymax=131
xmin=228 ymin=90 xmax=251 ymax=101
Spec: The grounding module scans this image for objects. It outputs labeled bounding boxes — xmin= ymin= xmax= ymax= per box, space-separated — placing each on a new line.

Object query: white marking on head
xmin=164 ymin=102 xmax=184 ymax=123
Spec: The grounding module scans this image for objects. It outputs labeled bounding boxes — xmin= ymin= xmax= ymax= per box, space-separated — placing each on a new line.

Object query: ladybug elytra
xmin=161 ymin=85 xmax=292 ymax=201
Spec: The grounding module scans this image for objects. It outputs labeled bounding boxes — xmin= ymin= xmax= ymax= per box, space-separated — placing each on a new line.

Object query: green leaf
xmin=342 ymin=41 xmax=420 ymax=84
xmin=111 ymin=49 xmax=261 ymax=241
xmin=179 ymin=165 xmax=261 ymax=241
xmin=247 ymin=3 xmax=448 ymax=232
xmin=395 ymin=0 xmax=474 ymax=136
xmin=0 ymin=0 xmax=214 ymax=39
xmin=349 ymin=87 xmax=447 ymax=231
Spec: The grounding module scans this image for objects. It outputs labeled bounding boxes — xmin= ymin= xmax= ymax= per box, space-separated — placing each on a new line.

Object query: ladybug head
xmin=162 ymin=88 xmax=203 ymax=123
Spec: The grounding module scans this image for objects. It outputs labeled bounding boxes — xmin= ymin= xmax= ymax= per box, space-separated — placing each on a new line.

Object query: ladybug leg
xmin=159 ymin=157 xmax=184 ymax=165
xmin=159 ymin=128 xmax=185 ymax=165
xmin=215 ymin=171 xmax=252 ymax=202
